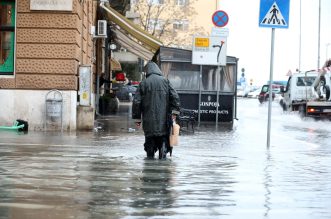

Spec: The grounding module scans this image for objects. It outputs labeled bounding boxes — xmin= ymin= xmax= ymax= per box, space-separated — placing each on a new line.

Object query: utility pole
xmin=327 ymin=43 xmax=331 ymax=60
xmin=216 ymin=0 xmax=220 ymax=10
xmin=299 ymin=0 xmax=302 ymax=71
xmin=317 ymin=0 xmax=321 ymax=69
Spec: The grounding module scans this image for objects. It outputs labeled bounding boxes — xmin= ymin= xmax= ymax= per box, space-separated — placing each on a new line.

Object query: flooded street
xmin=1 ymin=99 xmax=331 ymax=219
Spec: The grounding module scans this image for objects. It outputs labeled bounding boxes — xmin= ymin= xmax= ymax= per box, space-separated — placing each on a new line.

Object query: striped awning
xmin=110 ymin=57 xmax=122 ymax=71
xmin=101 ymin=3 xmax=163 ymax=60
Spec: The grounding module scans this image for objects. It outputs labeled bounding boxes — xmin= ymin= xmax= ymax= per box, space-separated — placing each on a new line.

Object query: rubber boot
xmin=146 ymin=145 xmax=155 ymax=159
xmin=158 ymin=142 xmax=167 ymax=160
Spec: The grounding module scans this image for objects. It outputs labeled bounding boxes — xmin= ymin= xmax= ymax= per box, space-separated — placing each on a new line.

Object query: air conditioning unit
xmin=97 ymin=20 xmax=107 ymax=36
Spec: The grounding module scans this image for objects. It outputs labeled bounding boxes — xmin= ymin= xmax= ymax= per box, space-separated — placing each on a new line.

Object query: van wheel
xmin=282 ymin=102 xmax=287 ymax=111
xmin=279 ymin=99 xmax=283 ymax=107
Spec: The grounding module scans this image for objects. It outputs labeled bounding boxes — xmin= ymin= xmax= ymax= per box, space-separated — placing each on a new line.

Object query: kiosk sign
xmin=195 ymin=38 xmax=209 ymax=48
xmin=192 ymin=36 xmax=227 ymax=66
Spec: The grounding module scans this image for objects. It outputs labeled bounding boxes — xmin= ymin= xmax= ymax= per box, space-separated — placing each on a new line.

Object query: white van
xmin=280 ymin=71 xmax=318 ymax=111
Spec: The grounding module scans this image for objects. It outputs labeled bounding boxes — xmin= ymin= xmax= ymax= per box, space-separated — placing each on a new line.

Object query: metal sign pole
xmin=198 ymin=65 xmax=202 ymax=127
xmin=215 ymin=66 xmax=220 ymax=128
xmin=267 ymin=28 xmax=275 ymax=148
xmin=259 ymin=0 xmax=290 ymax=148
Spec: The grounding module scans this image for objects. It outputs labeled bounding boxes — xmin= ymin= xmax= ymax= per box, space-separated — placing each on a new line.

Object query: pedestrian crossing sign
xmin=259 ymin=0 xmax=290 ymax=29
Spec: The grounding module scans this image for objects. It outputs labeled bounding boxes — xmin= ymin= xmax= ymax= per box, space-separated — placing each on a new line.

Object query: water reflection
xmin=1 ymin=99 xmax=331 ymax=218
xmin=130 ymin=159 xmax=176 ymax=217
xmin=263 ymin=150 xmax=272 ymax=218
xmin=87 ymin=157 xmax=131 ymax=218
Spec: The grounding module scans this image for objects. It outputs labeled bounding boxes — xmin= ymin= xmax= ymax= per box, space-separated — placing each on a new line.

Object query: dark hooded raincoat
xmin=132 ymin=61 xmax=180 ymax=137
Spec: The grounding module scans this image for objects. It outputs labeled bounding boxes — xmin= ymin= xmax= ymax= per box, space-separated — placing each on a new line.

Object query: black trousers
xmin=144 ymin=135 xmax=171 ymax=157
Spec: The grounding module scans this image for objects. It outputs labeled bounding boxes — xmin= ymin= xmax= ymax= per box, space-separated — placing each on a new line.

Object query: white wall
xmin=0 ymin=90 xmax=77 ymax=131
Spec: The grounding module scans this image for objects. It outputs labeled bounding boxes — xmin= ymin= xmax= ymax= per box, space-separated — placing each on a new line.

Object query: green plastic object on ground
xmin=0 ymin=119 xmax=29 ymax=132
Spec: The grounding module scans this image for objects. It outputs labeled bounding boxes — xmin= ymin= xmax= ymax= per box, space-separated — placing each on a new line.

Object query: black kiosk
xmin=153 ymin=46 xmax=238 ymax=126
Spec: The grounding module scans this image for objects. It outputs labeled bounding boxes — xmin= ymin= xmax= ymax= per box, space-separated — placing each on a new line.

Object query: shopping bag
xmin=169 ymin=120 xmax=180 ymax=146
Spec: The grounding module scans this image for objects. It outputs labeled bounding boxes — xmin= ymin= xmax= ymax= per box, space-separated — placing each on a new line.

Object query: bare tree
xmin=109 ymin=0 xmax=131 ymax=15
xmin=131 ymin=0 xmax=207 ymax=49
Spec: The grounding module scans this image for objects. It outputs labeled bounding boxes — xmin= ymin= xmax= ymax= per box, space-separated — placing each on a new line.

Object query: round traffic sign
xmin=212 ymin=10 xmax=229 ymax=27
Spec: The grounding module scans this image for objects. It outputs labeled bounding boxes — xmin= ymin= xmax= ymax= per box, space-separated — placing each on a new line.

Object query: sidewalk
xmin=0 ymin=102 xmax=142 ymax=146
xmin=94 ymin=101 xmax=142 ymax=134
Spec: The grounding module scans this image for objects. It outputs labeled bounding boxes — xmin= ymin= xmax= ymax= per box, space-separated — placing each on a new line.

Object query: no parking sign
xmin=212 ymin=10 xmax=229 ymax=27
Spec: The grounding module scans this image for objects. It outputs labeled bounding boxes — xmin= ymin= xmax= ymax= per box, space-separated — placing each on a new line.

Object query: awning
xmin=100 ymin=3 xmax=163 ymax=59
xmin=110 ymin=57 xmax=122 ymax=71
xmin=114 ymin=29 xmax=156 ymax=60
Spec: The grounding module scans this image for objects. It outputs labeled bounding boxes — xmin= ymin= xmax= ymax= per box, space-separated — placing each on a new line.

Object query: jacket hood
xmin=145 ymin=61 xmax=163 ymax=77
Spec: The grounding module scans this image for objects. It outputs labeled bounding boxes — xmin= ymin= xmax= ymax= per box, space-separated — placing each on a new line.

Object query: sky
xmin=215 ymin=0 xmax=331 ymax=85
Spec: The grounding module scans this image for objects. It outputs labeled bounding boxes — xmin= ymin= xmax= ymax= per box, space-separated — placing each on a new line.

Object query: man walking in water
xmin=132 ymin=61 xmax=180 ymax=159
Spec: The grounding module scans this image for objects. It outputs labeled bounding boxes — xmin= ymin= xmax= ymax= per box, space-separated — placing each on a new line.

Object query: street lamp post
xmin=326 ymin=43 xmax=331 ymax=60
xmin=216 ymin=0 xmax=220 ymax=10
xmin=299 ymin=0 xmax=302 ymax=71
xmin=317 ymin=0 xmax=321 ymax=69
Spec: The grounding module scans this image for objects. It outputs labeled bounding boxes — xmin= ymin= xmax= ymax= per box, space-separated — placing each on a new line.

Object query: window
xmin=176 ymin=0 xmax=188 ymax=6
xmin=147 ymin=19 xmax=164 ymax=31
xmin=201 ymin=65 xmax=235 ymax=92
xmin=296 ymin=76 xmax=315 ymax=86
xmin=147 ymin=0 xmax=164 ymax=5
xmin=173 ymin=20 xmax=189 ymax=31
xmin=166 ymin=62 xmax=200 ymax=90
xmin=0 ymin=1 xmax=15 ymax=75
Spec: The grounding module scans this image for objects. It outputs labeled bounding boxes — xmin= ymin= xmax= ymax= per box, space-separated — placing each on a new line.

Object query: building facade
xmin=0 ymin=0 xmax=220 ymax=131
xmin=129 ymin=0 xmax=218 ymax=49
xmin=0 ymin=0 xmax=103 ymax=131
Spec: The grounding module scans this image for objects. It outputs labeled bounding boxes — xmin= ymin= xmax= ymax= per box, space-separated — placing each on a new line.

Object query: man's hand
xmin=171 ymin=114 xmax=177 ymax=121
xmin=135 ymin=122 xmax=141 ymax=128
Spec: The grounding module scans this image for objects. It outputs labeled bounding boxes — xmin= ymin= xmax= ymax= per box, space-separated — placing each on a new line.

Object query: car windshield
xmin=261 ymin=84 xmax=281 ymax=93
xmin=261 ymin=85 xmax=269 ymax=92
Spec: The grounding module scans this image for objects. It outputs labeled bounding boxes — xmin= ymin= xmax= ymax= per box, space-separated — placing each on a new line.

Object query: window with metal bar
xmin=0 ymin=0 xmax=15 ymax=75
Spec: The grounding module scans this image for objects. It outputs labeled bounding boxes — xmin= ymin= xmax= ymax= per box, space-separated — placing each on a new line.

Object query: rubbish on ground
xmin=0 ymin=119 xmax=29 ymax=132
xmin=128 ymin=128 xmax=135 ymax=133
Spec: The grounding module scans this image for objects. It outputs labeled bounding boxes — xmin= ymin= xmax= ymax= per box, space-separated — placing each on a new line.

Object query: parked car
xmin=258 ymin=84 xmax=280 ymax=103
xmin=247 ymin=87 xmax=261 ymax=98
xmin=112 ymin=84 xmax=137 ymax=101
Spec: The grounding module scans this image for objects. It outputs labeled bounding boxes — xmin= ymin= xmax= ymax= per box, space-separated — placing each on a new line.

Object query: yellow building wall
xmin=0 ymin=0 xmax=97 ymax=90
xmin=193 ymin=0 xmax=218 ymax=34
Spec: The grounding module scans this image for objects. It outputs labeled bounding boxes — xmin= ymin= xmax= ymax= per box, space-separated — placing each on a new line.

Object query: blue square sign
xmin=259 ymin=0 xmax=290 ymax=29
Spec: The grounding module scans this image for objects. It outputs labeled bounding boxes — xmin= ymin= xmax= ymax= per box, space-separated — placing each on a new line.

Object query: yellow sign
xmin=195 ymin=38 xmax=209 ymax=47
xmin=82 ymin=92 xmax=88 ymax=100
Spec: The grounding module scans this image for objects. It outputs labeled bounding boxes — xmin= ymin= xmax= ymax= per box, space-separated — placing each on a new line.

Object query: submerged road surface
xmin=0 ymin=99 xmax=331 ymax=219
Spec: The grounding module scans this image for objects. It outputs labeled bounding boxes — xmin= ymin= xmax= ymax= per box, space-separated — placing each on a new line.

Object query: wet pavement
xmin=1 ymin=99 xmax=331 ymax=219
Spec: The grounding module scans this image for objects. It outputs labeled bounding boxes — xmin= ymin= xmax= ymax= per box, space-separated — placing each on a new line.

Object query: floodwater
xmin=0 ymin=98 xmax=331 ymax=219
